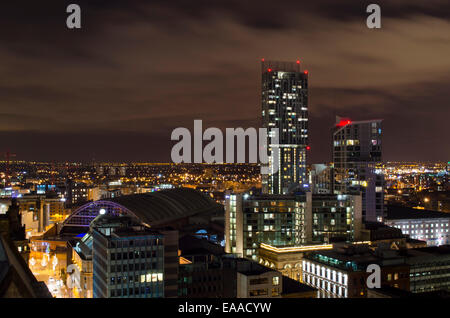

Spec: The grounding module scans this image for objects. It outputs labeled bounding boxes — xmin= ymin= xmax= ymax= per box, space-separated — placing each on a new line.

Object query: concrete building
xmin=384 ymin=205 xmax=450 ymax=246
xmin=405 ymin=245 xmax=450 ymax=293
xmin=91 ymin=214 xmax=178 ymax=298
xmin=258 ymin=243 xmax=333 ymax=282
xmin=178 ymin=235 xmax=286 ymax=298
xmin=302 ymin=243 xmax=410 ymax=298
xmin=236 ymin=263 xmax=282 ymax=297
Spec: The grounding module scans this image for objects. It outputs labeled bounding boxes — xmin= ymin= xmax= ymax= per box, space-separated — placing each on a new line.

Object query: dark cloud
xmin=0 ymin=1 xmax=448 ymax=162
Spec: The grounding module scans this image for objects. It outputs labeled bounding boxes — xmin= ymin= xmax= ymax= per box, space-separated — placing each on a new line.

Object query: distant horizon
xmin=3 ymin=160 xmax=448 ymax=165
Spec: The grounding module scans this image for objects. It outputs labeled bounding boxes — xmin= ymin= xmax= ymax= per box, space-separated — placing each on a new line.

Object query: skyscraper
xmin=261 ymin=60 xmax=309 ymax=194
xmin=332 ymin=117 xmax=384 ymax=222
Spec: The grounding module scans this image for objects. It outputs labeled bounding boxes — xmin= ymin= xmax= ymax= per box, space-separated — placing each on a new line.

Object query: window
xmin=272 ymin=276 xmax=280 ymax=286
xmin=271 ymin=288 xmax=279 ymax=296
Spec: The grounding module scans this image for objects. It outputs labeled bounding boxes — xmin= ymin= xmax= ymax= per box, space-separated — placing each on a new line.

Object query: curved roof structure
xmin=60 ymin=188 xmax=223 ymax=234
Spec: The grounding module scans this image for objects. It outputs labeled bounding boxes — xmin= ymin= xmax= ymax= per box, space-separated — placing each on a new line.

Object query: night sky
xmin=0 ymin=1 xmax=449 ymax=163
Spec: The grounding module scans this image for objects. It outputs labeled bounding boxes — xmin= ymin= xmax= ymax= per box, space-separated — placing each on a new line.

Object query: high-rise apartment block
xmin=332 ymin=117 xmax=384 ymax=222
xmin=225 ymin=192 xmax=362 ymax=259
xmin=225 ymin=193 xmax=307 ymax=260
xmin=261 ymin=60 xmax=309 ymax=195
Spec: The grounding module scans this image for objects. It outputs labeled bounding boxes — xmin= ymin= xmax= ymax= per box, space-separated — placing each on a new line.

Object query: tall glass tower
xmin=261 ymin=60 xmax=309 ymax=194
xmin=332 ymin=117 xmax=384 ymax=222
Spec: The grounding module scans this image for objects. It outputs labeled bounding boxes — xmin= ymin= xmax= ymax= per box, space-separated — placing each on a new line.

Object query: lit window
xmin=272 ymin=277 xmax=280 ymax=286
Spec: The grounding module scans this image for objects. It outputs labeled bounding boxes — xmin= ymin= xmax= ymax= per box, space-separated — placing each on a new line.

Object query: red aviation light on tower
xmin=306 ymin=146 xmax=311 ymax=151
xmin=337 ymin=119 xmax=352 ymax=127
xmin=267 ymin=68 xmax=272 ymax=72
xmin=261 ymin=58 xmax=265 ymax=62
xmin=304 ymin=70 xmax=309 ymax=75
xmin=296 ymin=59 xmax=301 ymax=64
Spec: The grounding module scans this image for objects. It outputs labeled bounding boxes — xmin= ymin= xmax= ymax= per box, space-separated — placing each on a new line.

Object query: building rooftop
xmin=108 ymin=188 xmax=223 ymax=225
xmin=385 ymin=205 xmax=450 ymax=220
xmin=61 ymin=188 xmax=224 ymax=234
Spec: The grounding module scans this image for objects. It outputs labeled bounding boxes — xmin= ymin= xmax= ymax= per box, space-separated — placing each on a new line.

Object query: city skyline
xmin=0 ymin=1 xmax=449 ymax=163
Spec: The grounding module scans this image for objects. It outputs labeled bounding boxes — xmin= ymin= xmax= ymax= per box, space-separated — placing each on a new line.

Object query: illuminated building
xmin=16 ymin=195 xmax=68 ymax=237
xmin=225 ymin=192 xmax=362 ymax=259
xmin=0 ymin=234 xmax=51 ymax=298
xmin=384 ymin=205 xmax=450 ymax=246
xmin=91 ymin=215 xmax=178 ymax=298
xmin=333 ymin=117 xmax=384 ymax=222
xmin=359 ymin=222 xmax=407 ymax=249
xmin=306 ymin=193 xmax=362 ymax=244
xmin=64 ymin=179 xmax=89 ymax=206
xmin=59 ymin=188 xmax=223 ymax=238
xmin=309 ymin=164 xmax=334 ymax=194
xmin=302 ymin=243 xmax=410 ymax=298
xmin=261 ymin=60 xmax=309 ymax=194
xmin=236 ymin=263 xmax=282 ymax=297
xmin=225 ymin=193 xmax=308 ymax=259
xmin=405 ymin=245 xmax=450 ymax=293
xmin=258 ymin=243 xmax=333 ymax=282
xmin=68 ymin=234 xmax=93 ymax=298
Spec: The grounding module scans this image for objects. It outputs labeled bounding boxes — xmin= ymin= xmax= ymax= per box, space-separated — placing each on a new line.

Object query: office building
xmin=91 ymin=214 xmax=178 ymax=298
xmin=302 ymin=243 xmax=410 ymax=298
xmin=405 ymin=245 xmax=450 ymax=293
xmin=384 ymin=205 xmax=450 ymax=246
xmin=261 ymin=60 xmax=309 ymax=195
xmin=332 ymin=117 xmax=384 ymax=222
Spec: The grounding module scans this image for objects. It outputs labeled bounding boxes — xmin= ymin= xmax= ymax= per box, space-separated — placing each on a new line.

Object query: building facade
xmin=333 ymin=117 xmax=384 ymax=222
xmin=307 ymin=193 xmax=362 ymax=244
xmin=384 ymin=206 xmax=450 ymax=246
xmin=225 ymin=192 xmax=362 ymax=260
xmin=302 ymin=244 xmax=410 ymax=298
xmin=225 ymin=193 xmax=307 ymax=259
xmin=310 ymin=163 xmax=334 ymax=194
xmin=91 ymin=215 xmax=178 ymax=298
xmin=257 ymin=243 xmax=333 ymax=282
xmin=261 ymin=60 xmax=309 ymax=195
xmin=405 ymin=245 xmax=450 ymax=293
